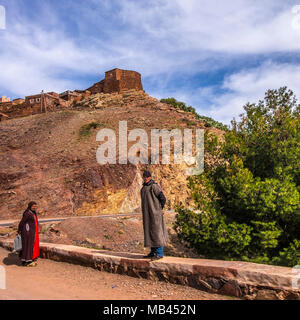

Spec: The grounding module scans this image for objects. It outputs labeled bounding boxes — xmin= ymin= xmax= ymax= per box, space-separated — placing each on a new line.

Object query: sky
xmin=1 ymin=0 xmax=300 ymax=125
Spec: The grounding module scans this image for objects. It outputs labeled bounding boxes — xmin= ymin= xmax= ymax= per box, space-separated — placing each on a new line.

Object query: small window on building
xmin=36 ymin=98 xmax=41 ymax=102
xmin=30 ymin=99 xmax=34 ymax=104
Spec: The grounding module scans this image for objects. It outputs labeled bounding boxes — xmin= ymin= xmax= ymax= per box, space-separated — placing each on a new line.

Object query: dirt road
xmin=0 ymin=247 xmax=237 ymax=300
xmin=0 ymin=213 xmax=145 ymax=227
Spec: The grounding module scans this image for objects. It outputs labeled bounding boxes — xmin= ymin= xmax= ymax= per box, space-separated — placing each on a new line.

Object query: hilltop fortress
xmin=0 ymin=68 xmax=144 ymax=121
xmin=87 ymin=68 xmax=143 ymax=94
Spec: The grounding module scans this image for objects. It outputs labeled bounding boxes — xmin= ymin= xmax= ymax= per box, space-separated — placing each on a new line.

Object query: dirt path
xmin=0 ymin=247 xmax=238 ymax=300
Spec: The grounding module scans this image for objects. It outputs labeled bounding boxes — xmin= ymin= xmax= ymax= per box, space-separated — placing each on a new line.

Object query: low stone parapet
xmin=0 ymin=239 xmax=299 ymax=300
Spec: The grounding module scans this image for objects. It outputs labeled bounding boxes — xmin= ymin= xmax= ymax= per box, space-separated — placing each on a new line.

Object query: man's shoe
xmin=143 ymin=252 xmax=155 ymax=258
xmin=150 ymin=254 xmax=163 ymax=261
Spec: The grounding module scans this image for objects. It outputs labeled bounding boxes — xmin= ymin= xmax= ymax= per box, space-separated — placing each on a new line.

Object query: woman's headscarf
xmin=26 ymin=201 xmax=37 ymax=212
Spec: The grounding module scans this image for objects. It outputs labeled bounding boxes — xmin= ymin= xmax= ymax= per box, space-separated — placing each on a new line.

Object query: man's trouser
xmin=151 ymin=246 xmax=164 ymax=257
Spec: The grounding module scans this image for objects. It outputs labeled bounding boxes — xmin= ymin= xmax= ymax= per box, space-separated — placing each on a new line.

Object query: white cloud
xmin=118 ymin=0 xmax=300 ymax=54
xmin=196 ymin=61 xmax=300 ymax=124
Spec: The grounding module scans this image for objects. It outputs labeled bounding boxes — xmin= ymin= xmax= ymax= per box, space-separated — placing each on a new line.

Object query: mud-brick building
xmin=0 ymin=96 xmax=10 ymax=103
xmin=59 ymin=90 xmax=80 ymax=101
xmin=25 ymin=91 xmax=59 ymax=106
xmin=87 ymin=68 xmax=143 ymax=94
xmin=0 ymin=97 xmax=26 ymax=121
xmin=24 ymin=92 xmax=61 ymax=112
xmin=0 ymin=97 xmax=24 ymax=107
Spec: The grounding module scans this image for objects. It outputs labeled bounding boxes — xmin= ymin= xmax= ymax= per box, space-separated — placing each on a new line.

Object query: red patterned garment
xmin=32 ymin=213 xmax=40 ymax=260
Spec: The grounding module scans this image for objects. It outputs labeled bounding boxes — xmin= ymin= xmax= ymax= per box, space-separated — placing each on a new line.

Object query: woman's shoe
xmin=26 ymin=261 xmax=37 ymax=267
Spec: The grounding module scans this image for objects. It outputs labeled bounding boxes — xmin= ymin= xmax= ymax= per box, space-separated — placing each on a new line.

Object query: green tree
xmin=174 ymin=87 xmax=300 ymax=266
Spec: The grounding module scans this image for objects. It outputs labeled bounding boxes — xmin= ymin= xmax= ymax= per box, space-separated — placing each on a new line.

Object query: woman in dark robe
xmin=17 ymin=201 xmax=40 ymax=267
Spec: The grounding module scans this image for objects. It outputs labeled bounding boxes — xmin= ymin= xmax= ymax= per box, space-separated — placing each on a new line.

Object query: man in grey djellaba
xmin=140 ymin=170 xmax=168 ymax=260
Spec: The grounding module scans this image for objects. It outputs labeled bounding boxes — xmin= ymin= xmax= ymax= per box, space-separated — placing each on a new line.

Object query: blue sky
xmin=1 ymin=0 xmax=300 ymax=124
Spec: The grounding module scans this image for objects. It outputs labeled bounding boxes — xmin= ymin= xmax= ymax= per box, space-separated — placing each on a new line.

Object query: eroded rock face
xmin=119 ymin=169 xmax=144 ymax=213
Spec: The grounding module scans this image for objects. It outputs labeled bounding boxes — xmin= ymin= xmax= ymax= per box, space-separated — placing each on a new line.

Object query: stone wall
xmin=1 ymin=238 xmax=299 ymax=300
xmin=0 ymin=101 xmax=43 ymax=121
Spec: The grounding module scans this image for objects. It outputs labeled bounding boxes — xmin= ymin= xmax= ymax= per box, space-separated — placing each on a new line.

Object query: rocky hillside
xmin=0 ymin=89 xmax=223 ymax=219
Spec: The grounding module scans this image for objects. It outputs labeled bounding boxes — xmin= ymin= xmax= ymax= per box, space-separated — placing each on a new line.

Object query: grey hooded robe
xmin=140 ymin=179 xmax=168 ymax=247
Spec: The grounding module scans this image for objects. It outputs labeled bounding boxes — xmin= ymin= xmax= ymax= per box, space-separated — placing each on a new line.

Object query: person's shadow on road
xmin=2 ymin=252 xmax=22 ymax=266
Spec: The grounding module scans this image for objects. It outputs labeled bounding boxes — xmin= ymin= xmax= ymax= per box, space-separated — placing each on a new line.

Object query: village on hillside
xmin=0 ymin=68 xmax=143 ymax=121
